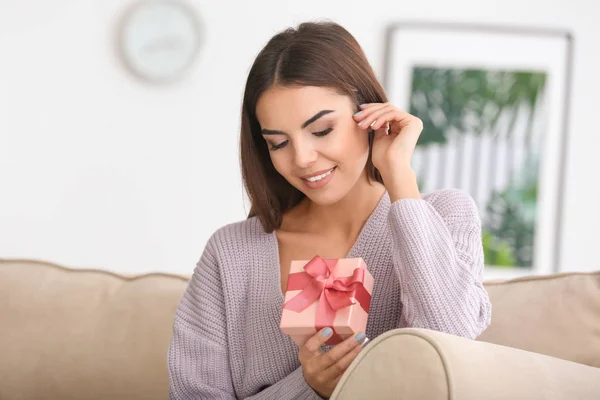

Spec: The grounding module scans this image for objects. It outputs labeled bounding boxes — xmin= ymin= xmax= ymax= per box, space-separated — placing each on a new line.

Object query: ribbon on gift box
xmin=283 ymin=255 xmax=371 ymax=344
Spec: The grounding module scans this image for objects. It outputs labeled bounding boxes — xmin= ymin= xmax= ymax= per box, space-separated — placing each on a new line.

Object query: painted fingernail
xmin=358 ymin=120 xmax=366 ymax=126
xmin=370 ymin=120 xmax=377 ymax=128
xmin=359 ymin=103 xmax=367 ymax=108
xmin=355 ymin=332 xmax=366 ymax=342
xmin=322 ymin=327 xmax=333 ymax=337
xmin=353 ymin=111 xmax=362 ymax=117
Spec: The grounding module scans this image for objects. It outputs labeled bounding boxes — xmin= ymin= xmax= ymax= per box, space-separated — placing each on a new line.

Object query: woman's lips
xmin=300 ymin=167 xmax=335 ymax=180
xmin=301 ymin=167 xmax=336 ymax=190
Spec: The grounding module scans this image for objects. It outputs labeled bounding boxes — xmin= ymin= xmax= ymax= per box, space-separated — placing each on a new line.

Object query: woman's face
xmin=256 ymin=85 xmax=370 ymax=206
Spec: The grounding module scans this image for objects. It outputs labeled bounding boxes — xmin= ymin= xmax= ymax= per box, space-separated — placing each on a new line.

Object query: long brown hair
xmin=240 ymin=21 xmax=387 ymax=233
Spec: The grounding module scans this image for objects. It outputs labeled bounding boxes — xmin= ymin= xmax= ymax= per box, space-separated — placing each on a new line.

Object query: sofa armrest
xmin=331 ymin=328 xmax=600 ymax=400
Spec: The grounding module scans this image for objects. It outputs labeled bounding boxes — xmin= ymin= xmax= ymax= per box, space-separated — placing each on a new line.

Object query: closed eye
xmin=269 ymin=140 xmax=288 ymax=151
xmin=268 ymin=128 xmax=333 ymax=151
xmin=313 ymin=127 xmax=333 ymax=137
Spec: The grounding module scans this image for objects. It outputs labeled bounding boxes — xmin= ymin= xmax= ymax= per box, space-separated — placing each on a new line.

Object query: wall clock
xmin=117 ymin=0 xmax=202 ymax=84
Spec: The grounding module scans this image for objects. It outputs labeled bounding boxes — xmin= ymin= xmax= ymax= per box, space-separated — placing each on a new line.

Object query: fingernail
xmin=358 ymin=120 xmax=366 ymax=126
xmin=359 ymin=103 xmax=367 ymax=108
xmin=370 ymin=120 xmax=377 ymax=128
xmin=353 ymin=111 xmax=362 ymax=117
xmin=322 ymin=327 xmax=333 ymax=337
xmin=354 ymin=332 xmax=366 ymax=342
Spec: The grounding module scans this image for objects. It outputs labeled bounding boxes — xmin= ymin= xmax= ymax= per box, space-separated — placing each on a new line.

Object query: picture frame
xmin=382 ymin=22 xmax=574 ymax=280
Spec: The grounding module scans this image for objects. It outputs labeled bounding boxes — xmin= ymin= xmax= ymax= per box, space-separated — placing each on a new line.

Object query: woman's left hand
xmin=353 ymin=103 xmax=422 ymax=200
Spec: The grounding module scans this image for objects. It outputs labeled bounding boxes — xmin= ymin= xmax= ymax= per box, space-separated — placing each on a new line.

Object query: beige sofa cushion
xmin=0 ymin=259 xmax=189 ymax=400
xmin=478 ymin=271 xmax=600 ymax=368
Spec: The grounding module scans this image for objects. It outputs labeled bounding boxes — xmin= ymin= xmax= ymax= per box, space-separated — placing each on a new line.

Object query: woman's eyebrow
xmin=301 ymin=109 xmax=335 ymax=129
xmin=261 ymin=109 xmax=335 ymax=136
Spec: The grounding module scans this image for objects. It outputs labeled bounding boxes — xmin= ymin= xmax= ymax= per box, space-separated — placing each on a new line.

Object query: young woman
xmin=168 ymin=21 xmax=491 ymax=400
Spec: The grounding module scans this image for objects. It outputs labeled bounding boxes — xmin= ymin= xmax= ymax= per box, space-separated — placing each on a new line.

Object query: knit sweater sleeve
xmin=167 ymin=234 xmax=236 ymax=399
xmin=167 ymin=233 xmax=323 ymax=400
xmin=387 ymin=188 xmax=492 ymax=339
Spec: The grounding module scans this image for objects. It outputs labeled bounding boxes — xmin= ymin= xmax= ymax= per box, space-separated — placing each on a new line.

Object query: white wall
xmin=1 ymin=0 xmax=598 ymax=276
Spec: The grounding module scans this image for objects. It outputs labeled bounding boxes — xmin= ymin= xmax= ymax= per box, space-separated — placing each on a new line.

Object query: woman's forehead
xmin=256 ymin=86 xmax=352 ymax=126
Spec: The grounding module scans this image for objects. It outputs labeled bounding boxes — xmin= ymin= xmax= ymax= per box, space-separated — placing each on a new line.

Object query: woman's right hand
xmin=299 ymin=327 xmax=367 ymax=399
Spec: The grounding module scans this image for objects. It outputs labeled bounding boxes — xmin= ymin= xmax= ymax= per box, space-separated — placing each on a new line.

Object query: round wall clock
xmin=117 ymin=0 xmax=202 ymax=84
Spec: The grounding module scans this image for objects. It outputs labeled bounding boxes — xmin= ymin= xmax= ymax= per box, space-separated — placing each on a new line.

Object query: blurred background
xmin=0 ymin=0 xmax=598 ymax=279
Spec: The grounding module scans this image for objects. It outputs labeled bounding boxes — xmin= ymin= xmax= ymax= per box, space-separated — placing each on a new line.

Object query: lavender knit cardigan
xmin=168 ymin=189 xmax=492 ymax=399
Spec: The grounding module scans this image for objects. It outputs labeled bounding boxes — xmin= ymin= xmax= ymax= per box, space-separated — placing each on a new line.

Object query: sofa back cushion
xmin=0 ymin=259 xmax=189 ymax=400
xmin=479 ymin=271 xmax=600 ymax=368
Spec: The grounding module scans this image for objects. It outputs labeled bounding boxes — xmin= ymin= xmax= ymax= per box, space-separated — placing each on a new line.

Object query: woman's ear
xmin=353 ymin=89 xmax=365 ymax=113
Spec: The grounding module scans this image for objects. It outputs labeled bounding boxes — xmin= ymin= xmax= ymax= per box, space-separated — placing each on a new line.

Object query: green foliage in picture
xmin=483 ymin=156 xmax=538 ymax=267
xmin=481 ymin=230 xmax=516 ymax=267
xmin=410 ymin=67 xmax=547 ymax=146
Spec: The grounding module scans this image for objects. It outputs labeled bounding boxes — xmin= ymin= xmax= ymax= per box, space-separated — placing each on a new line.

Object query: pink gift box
xmin=280 ymin=256 xmax=374 ymax=346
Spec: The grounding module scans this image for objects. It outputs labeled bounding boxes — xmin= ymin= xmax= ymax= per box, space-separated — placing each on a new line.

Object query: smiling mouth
xmin=301 ymin=167 xmax=336 ymax=182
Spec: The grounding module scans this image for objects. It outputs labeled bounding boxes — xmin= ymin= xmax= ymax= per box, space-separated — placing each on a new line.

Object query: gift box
xmin=280 ymin=255 xmax=374 ymax=346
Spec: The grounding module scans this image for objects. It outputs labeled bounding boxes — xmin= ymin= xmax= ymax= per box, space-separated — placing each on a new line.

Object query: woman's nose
xmin=293 ymin=140 xmax=318 ymax=168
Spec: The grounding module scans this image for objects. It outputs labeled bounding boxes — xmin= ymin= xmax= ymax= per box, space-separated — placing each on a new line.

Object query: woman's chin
xmin=301 ymin=188 xmax=347 ymax=206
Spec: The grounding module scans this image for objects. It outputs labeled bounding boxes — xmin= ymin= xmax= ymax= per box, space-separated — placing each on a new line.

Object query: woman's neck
xmin=291 ymin=174 xmax=386 ymax=240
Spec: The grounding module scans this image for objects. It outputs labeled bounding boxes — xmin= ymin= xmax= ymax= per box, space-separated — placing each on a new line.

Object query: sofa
xmin=1 ymin=258 xmax=599 ymax=400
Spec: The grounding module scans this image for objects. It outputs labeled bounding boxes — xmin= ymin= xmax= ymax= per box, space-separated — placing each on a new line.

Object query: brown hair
xmin=240 ymin=21 xmax=388 ymax=233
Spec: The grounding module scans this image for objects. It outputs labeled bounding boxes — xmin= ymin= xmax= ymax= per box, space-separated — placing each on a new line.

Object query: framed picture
xmin=383 ymin=22 xmax=574 ymax=280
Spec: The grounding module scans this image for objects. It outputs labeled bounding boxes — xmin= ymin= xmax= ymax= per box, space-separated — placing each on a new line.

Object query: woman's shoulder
xmin=186 ymin=217 xmax=273 ymax=308
xmin=204 ymin=216 xmax=272 ymax=259
xmin=422 ymin=188 xmax=476 ymax=207
xmin=420 ymin=188 xmax=480 ymax=221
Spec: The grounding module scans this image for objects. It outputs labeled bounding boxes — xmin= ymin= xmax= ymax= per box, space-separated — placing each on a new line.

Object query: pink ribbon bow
xmin=283 ymin=255 xmax=371 ymax=344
